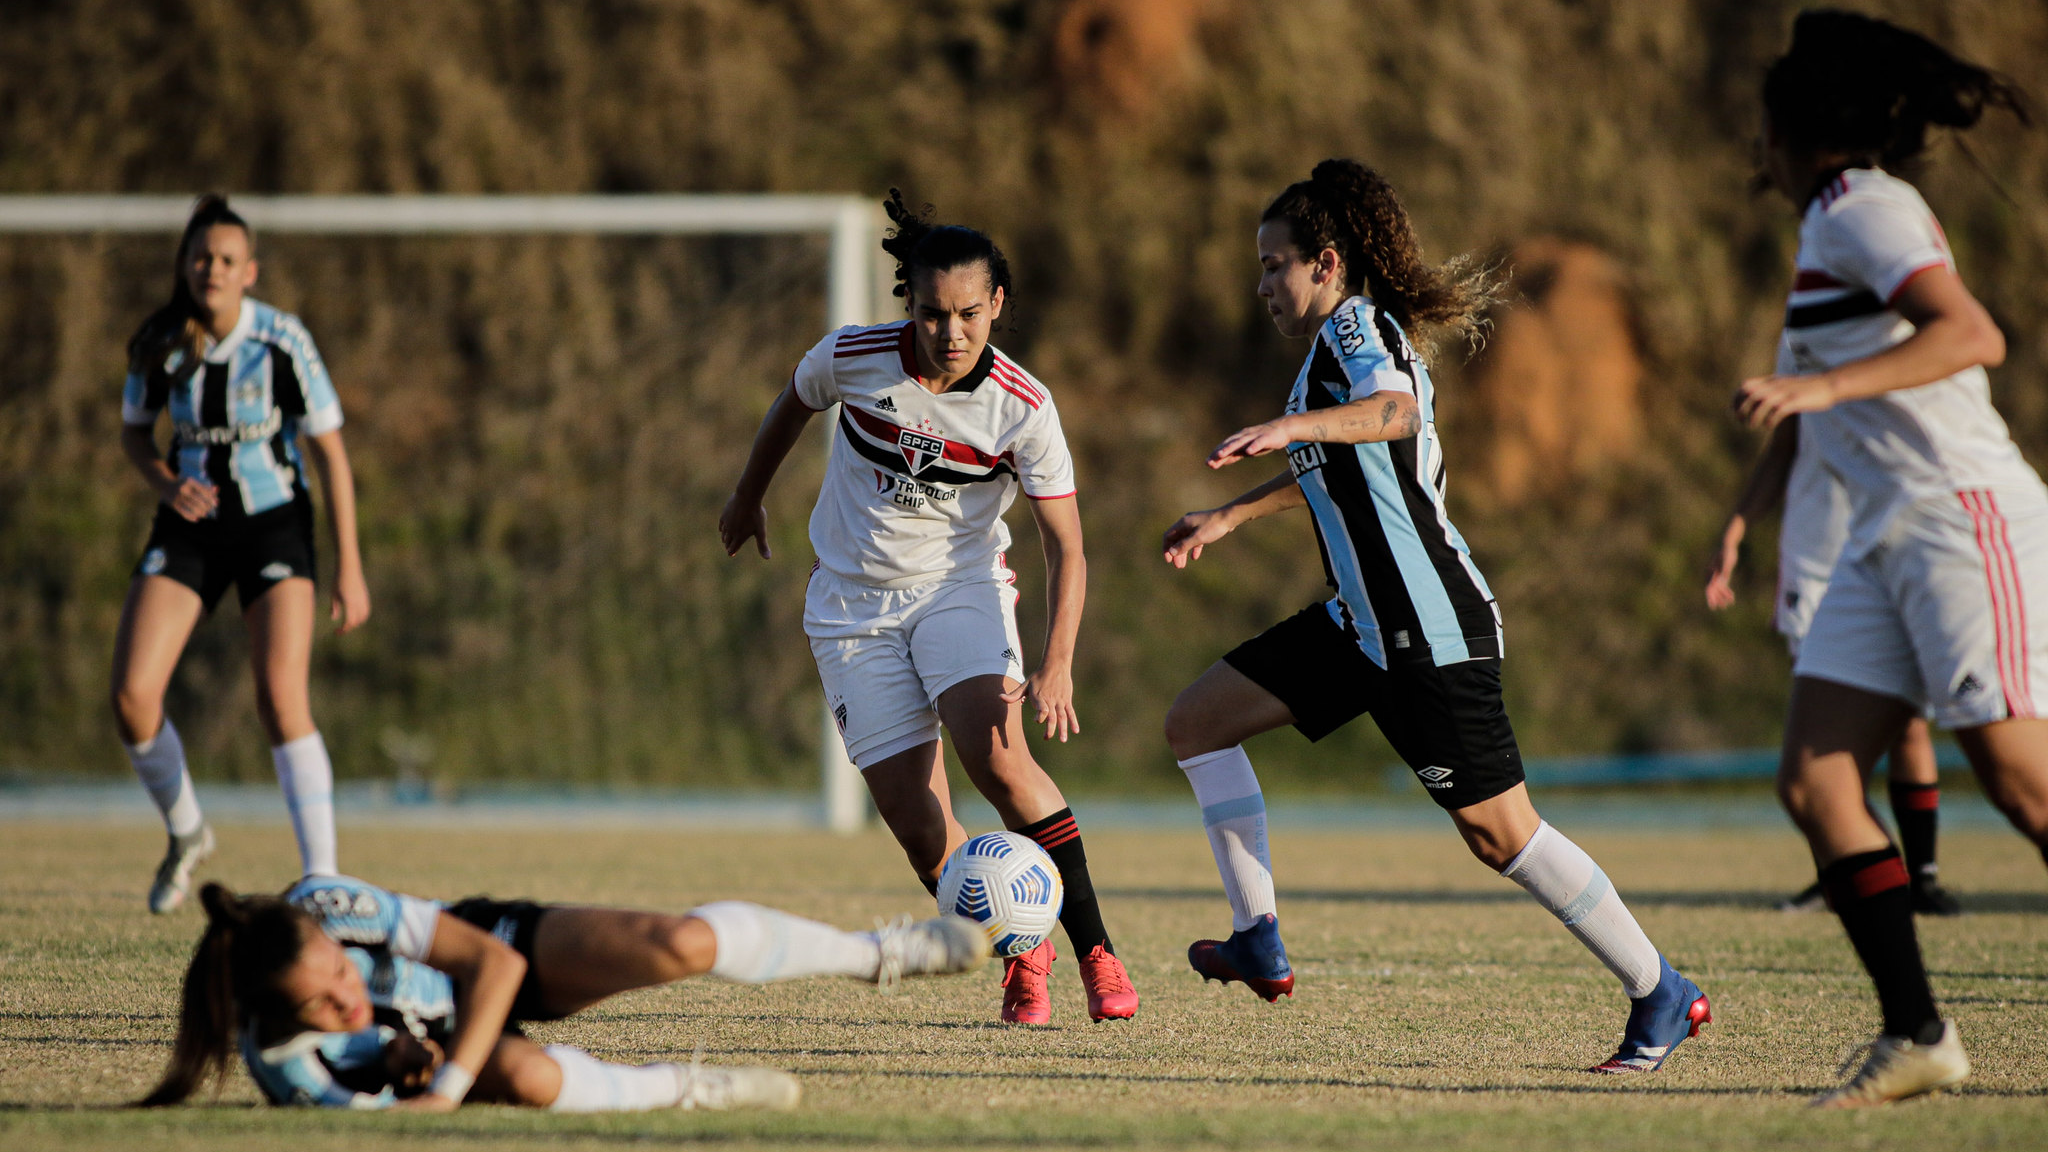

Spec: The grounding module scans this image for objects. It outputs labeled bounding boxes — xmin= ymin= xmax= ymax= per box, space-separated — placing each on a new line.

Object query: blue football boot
xmin=1188 ymin=913 xmax=1294 ymax=1001
xmin=1590 ymin=956 xmax=1711 ymax=1073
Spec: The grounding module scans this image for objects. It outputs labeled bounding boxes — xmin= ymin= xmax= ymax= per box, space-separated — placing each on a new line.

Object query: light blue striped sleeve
xmin=1324 ymin=303 xmax=1416 ymax=400
xmin=277 ymin=313 xmax=343 ymax=436
xmin=287 ymin=875 xmax=442 ymax=961
xmin=242 ymin=1027 xmax=398 ymax=1109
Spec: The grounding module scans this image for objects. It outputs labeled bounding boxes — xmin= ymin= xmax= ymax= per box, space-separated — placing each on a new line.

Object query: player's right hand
xmin=719 ymin=493 xmax=772 ymax=559
xmin=1704 ymin=516 xmax=1745 ymax=610
xmin=1163 ymin=508 xmax=1233 ymax=568
xmin=158 ymin=476 xmax=219 ymax=521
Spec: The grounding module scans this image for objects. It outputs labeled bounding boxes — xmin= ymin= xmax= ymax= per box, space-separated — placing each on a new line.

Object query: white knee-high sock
xmin=1179 ymin=746 xmax=1277 ymax=930
xmin=690 ymin=901 xmax=883 ymax=982
xmin=1501 ymin=821 xmax=1662 ymax=998
xmin=271 ymin=731 xmax=338 ymax=876
xmin=545 ymin=1045 xmax=685 ymax=1112
xmin=126 ymin=717 xmax=203 ymax=837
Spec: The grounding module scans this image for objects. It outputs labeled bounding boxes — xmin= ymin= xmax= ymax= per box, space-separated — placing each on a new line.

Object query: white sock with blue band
xmin=271 ymin=731 xmax=338 ymax=876
xmin=126 ymin=716 xmax=203 ymax=837
xmin=691 ymin=901 xmax=881 ymax=983
xmin=1179 ymin=746 xmax=1277 ymax=931
xmin=1501 ymin=821 xmax=1662 ymax=999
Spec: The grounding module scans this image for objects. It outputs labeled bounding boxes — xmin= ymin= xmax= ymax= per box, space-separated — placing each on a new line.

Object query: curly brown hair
xmin=1262 ymin=160 xmax=1494 ymax=351
xmin=879 ymin=188 xmax=1013 ymax=306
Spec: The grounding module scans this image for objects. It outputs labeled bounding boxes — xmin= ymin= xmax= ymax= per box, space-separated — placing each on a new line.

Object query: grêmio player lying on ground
xmin=139 ymin=874 xmax=988 ymax=1112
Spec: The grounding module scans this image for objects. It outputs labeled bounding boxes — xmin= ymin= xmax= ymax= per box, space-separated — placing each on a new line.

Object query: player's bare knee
xmin=663 ymin=915 xmax=717 ymax=976
xmin=109 ymin=684 xmax=159 ymax=745
xmin=1162 ymin=695 xmax=1211 ymax=761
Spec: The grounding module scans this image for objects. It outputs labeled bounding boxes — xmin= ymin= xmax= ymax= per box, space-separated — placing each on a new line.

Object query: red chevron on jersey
xmin=791 ymin=322 xmax=1076 ymax=586
xmin=843 ymin=403 xmax=1006 ymax=476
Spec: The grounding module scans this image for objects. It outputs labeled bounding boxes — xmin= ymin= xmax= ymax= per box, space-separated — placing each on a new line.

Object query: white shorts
xmin=804 ymin=566 xmax=1026 ymax=768
xmin=1795 ymin=490 xmax=2048 ymax=728
xmin=1775 ymin=572 xmax=1831 ymax=660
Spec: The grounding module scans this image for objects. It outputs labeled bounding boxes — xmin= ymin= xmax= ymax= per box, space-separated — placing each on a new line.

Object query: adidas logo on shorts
xmin=1955 ymin=673 xmax=1983 ymax=698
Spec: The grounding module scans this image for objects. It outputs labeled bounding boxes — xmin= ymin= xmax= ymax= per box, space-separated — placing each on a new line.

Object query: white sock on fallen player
xmin=1500 ymin=821 xmax=1662 ymax=999
xmin=545 ymin=1044 xmax=685 ymax=1112
xmin=127 ymin=716 xmax=204 ymax=837
xmin=690 ymin=900 xmax=883 ymax=982
xmin=1179 ymin=746 xmax=1278 ymax=931
xmin=272 ymin=731 xmax=339 ymax=876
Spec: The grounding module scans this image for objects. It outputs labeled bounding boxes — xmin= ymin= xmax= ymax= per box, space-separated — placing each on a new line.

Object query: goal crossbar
xmin=0 ymin=193 xmax=875 ymax=833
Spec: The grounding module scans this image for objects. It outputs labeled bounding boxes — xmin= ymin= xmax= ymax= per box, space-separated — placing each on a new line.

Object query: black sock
xmin=1820 ymin=848 xmax=1943 ymax=1043
xmin=1889 ymin=781 xmax=1941 ymax=884
xmin=1015 ymin=807 xmax=1112 ymax=956
xmin=917 ymin=871 xmax=940 ymax=897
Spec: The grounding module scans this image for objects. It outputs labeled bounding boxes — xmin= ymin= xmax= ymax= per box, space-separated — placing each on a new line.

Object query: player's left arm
xmin=1008 ymin=494 xmax=1085 ymax=743
xmin=1736 ymin=267 xmax=2006 ymax=430
xmin=303 ymin=429 xmax=370 ymax=634
xmin=392 ymin=912 xmax=526 ymax=1112
xmin=1208 ymin=390 xmax=1420 ymax=467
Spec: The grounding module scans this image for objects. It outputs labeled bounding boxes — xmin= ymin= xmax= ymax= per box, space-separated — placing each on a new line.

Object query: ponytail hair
xmin=1764 ymin=9 xmax=2028 ymax=170
xmin=1262 ymin=160 xmax=1495 ymax=351
xmin=880 ymin=189 xmax=1013 ymax=308
xmin=139 ymin=882 xmax=312 ymax=1107
xmin=124 ymin=194 xmax=254 ymax=377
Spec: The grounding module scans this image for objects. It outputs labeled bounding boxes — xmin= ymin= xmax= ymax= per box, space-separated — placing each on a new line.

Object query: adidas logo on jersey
xmin=874 ymin=396 xmax=897 ymax=412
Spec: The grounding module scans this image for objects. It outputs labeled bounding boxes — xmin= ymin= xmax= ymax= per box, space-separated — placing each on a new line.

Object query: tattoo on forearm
xmin=1378 ymin=398 xmax=1398 ymax=430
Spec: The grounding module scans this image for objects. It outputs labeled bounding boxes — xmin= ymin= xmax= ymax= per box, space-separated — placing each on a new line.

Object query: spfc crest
xmin=898 ymin=430 xmax=946 ymax=475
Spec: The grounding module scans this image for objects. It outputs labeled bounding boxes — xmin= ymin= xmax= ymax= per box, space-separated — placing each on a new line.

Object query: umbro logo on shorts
xmin=141 ymin=548 xmax=167 ymax=576
xmin=260 ymin=562 xmax=293 ymax=581
xmin=1417 ymin=766 xmax=1454 ymax=789
xmin=874 ymin=396 xmax=897 ymax=412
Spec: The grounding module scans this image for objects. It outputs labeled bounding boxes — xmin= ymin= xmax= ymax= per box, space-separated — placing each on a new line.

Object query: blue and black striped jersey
xmin=121 ymin=298 xmax=342 ymax=518
xmin=1283 ymin=296 xmax=1501 ymax=669
xmin=241 ymin=875 xmax=451 ymax=1109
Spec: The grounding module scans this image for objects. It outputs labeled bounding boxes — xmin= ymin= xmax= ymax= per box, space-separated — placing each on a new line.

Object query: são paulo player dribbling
xmin=1735 ymin=11 xmax=2036 ymax=1107
xmin=1159 ymin=160 xmax=1709 ymax=1074
xmin=720 ymin=192 xmax=1137 ymax=1025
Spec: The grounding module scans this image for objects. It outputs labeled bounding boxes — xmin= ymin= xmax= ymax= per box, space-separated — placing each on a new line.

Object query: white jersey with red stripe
xmin=792 ymin=321 xmax=1076 ymax=589
xmin=1778 ymin=167 xmax=2047 ymax=559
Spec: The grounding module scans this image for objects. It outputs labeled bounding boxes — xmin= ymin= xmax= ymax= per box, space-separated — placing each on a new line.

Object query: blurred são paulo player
xmin=112 ymin=194 xmax=371 ymax=912
xmin=1704 ymin=387 xmax=1959 ymax=917
xmin=1159 ymin=160 xmax=1709 ymax=1075
xmin=1734 ymin=10 xmax=2037 ymax=1108
xmin=139 ymin=874 xmax=986 ymax=1112
xmin=719 ymin=191 xmax=1137 ymax=1026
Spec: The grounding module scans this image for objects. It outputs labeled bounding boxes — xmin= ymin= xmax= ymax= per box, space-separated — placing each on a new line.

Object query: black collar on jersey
xmin=1801 ymin=162 xmax=1874 ymax=210
xmin=916 ymin=342 xmax=998 ymax=395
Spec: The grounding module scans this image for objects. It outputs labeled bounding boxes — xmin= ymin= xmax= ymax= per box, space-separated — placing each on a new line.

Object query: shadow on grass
xmin=1101 ymin=887 xmax=2048 ymax=913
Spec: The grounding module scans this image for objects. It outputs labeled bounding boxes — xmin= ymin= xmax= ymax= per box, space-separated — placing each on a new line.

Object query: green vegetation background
xmin=4 ymin=1 xmax=2046 ymax=792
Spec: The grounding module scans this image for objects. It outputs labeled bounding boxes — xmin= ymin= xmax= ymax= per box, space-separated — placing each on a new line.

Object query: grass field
xmin=3 ymin=818 xmax=2046 ymax=1150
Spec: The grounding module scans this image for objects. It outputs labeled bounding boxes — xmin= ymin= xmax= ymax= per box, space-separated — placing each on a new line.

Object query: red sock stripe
xmin=1029 ymin=818 xmax=1080 ymax=850
xmin=1891 ymin=784 xmax=1941 ymax=812
xmin=1850 ymin=856 xmax=1912 ymax=899
xmin=1961 ymin=491 xmax=2034 ymax=719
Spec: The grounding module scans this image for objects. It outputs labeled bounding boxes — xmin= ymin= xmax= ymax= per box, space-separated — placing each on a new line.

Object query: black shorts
xmin=134 ymin=498 xmax=316 ymax=613
xmin=1223 ymin=603 xmax=1526 ymax=810
xmin=447 ymin=896 xmax=563 ymax=1022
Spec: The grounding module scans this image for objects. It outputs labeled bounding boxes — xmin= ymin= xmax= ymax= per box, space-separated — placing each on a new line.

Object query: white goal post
xmin=0 ymin=193 xmax=879 ymax=833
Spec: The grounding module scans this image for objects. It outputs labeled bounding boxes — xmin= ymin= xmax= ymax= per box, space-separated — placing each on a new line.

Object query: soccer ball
xmin=936 ymin=831 xmax=1064 ymax=957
